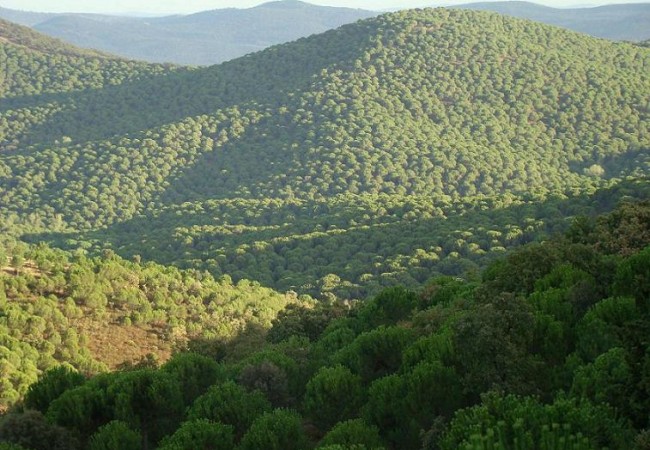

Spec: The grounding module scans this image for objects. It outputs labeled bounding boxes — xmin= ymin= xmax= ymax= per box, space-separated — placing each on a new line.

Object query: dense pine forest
xmin=0 ymin=4 xmax=649 ymax=450
xmin=1 ymin=9 xmax=649 ymax=298
xmin=1 ymin=193 xmax=649 ymax=449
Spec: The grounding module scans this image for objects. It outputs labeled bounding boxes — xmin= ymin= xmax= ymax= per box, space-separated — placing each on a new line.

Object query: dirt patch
xmin=73 ymin=317 xmax=174 ymax=370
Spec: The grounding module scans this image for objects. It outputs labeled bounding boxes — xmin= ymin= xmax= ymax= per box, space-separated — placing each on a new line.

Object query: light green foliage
xmin=0 ymin=241 xmax=301 ymax=410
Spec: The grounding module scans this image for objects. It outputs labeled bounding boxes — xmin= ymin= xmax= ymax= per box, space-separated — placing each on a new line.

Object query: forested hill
xmin=1 ymin=8 xmax=649 ymax=298
xmin=0 ymin=18 xmax=109 ymax=59
xmin=0 ymin=18 xmax=177 ymax=98
xmin=458 ymin=1 xmax=650 ymax=42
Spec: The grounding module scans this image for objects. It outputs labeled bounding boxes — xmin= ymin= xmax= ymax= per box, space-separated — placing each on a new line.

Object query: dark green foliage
xmin=303 ymin=365 xmax=364 ymax=430
xmin=481 ymin=244 xmax=563 ymax=295
xmin=357 ymin=286 xmax=418 ymax=329
xmin=46 ymin=376 xmax=114 ymax=437
xmin=0 ymin=410 xmax=79 ymax=450
xmin=335 ymin=326 xmax=415 ymax=382
xmin=450 ymin=293 xmax=541 ymax=400
xmin=0 ymin=443 xmax=27 ymax=450
xmin=362 ymin=374 xmax=419 ymax=448
xmin=613 ymin=246 xmax=650 ymax=313
xmin=437 ymin=393 xmax=634 ymax=450
xmin=267 ymin=302 xmax=345 ymax=344
xmin=161 ymin=353 xmax=223 ymax=407
xmin=238 ymin=409 xmax=309 ymax=450
xmin=187 ymin=381 xmax=271 ymax=439
xmin=108 ymin=370 xmax=184 ymax=448
xmin=1 ymin=7 xmax=650 ymax=444
xmin=23 ymin=365 xmax=85 ymax=413
xmin=317 ymin=419 xmax=384 ymax=449
xmin=571 ymin=347 xmax=632 ymax=413
xmin=237 ymin=361 xmax=292 ymax=408
xmin=317 ymin=446 xmax=373 ymax=450
xmin=406 ymin=361 xmax=463 ymax=422
xmin=593 ymin=201 xmax=650 ymax=257
xmin=575 ymin=296 xmax=638 ymax=362
xmin=157 ymin=420 xmax=234 ymax=450
xmin=88 ymin=421 xmax=141 ymax=450
xmin=4 ymin=200 xmax=650 ymax=450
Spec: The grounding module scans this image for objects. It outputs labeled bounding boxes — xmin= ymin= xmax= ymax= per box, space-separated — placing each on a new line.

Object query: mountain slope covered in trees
xmin=458 ymin=1 xmax=650 ymax=42
xmin=1 ymin=8 xmax=649 ymax=298
xmin=0 ymin=19 xmax=177 ymax=98
xmin=0 ymin=238 xmax=304 ymax=411
xmin=1 ymin=199 xmax=649 ymax=449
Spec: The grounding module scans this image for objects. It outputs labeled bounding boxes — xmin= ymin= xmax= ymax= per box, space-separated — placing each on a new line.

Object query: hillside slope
xmin=458 ymin=1 xmax=650 ymax=42
xmin=2 ymin=199 xmax=649 ymax=449
xmin=1 ymin=8 xmax=649 ymax=298
xmin=0 ymin=18 xmax=178 ymax=99
xmin=0 ymin=18 xmax=110 ymax=59
xmin=0 ymin=239 xmax=303 ymax=410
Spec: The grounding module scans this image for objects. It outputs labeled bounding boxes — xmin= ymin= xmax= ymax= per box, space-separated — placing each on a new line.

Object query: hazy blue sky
xmin=1 ymin=0 xmax=647 ymax=15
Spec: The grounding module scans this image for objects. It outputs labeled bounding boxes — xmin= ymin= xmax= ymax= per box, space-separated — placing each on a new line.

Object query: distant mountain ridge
xmin=1 ymin=1 xmax=647 ymax=65
xmin=0 ymin=1 xmax=378 ymax=65
xmin=455 ymin=1 xmax=650 ymax=41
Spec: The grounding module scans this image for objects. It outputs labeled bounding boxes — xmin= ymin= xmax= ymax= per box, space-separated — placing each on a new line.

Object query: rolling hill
xmin=457 ymin=1 xmax=650 ymax=42
xmin=0 ymin=5 xmax=649 ymax=450
xmin=0 ymin=1 xmax=378 ymax=65
xmin=1 ymin=7 xmax=648 ymax=300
